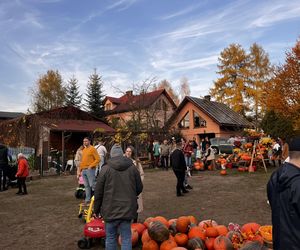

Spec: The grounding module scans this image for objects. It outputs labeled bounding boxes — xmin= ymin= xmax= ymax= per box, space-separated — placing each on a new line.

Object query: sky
xmin=0 ymin=0 xmax=299 ymax=112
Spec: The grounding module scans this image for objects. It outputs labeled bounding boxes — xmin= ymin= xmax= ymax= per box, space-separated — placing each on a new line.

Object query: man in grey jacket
xmin=94 ymin=144 xmax=143 ymax=250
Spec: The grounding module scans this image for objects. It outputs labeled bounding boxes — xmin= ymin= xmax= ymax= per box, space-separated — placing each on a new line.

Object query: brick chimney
xmin=204 ymin=95 xmax=211 ymax=101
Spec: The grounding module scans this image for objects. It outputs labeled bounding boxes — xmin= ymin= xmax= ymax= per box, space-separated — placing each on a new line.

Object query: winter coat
xmin=16 ymin=158 xmax=29 ymax=178
xmin=267 ymin=162 xmax=300 ymax=250
xmin=170 ymin=148 xmax=186 ymax=172
xmin=160 ymin=144 xmax=170 ymax=156
xmin=0 ymin=144 xmax=9 ymax=167
xmin=94 ymin=156 xmax=143 ymax=221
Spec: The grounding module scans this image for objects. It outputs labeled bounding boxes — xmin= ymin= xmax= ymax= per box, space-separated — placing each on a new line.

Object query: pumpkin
xmin=226 ymin=231 xmax=243 ymax=249
xmin=132 ymin=223 xmax=146 ymax=236
xmin=118 ymin=228 xmax=139 ymax=247
xmin=144 ymin=217 xmax=155 ymax=228
xmin=142 ymin=229 xmax=151 ymax=243
xmin=188 ymin=216 xmax=198 ymax=225
xmin=160 ymin=239 xmax=178 ymax=250
xmin=220 ymin=170 xmax=227 ymax=175
xmin=208 ymin=165 xmax=214 ymax=170
xmin=198 ymin=220 xmax=218 ymax=229
xmin=154 ymin=216 xmax=169 ymax=228
xmin=187 ymin=237 xmax=205 ymax=250
xmin=205 ymin=227 xmax=219 ymax=238
xmin=174 ymin=233 xmax=189 ymax=246
xmin=171 ymin=248 xmax=188 ymax=250
xmin=238 ymin=167 xmax=245 ymax=172
xmin=169 ymin=221 xmax=177 ymax=236
xmin=215 ymin=225 xmax=228 ymax=236
xmin=188 ymin=226 xmax=206 ymax=240
xmin=241 ymin=223 xmax=261 ymax=235
xmin=176 ymin=216 xmax=190 ymax=233
xmin=258 ymin=225 xmax=272 ymax=242
xmin=148 ymin=221 xmax=170 ymax=242
xmin=214 ymin=235 xmax=234 ymax=250
xmin=194 ymin=161 xmax=204 ymax=170
xmin=205 ymin=237 xmax=215 ymax=250
xmin=247 ymin=235 xmax=264 ymax=244
xmin=143 ymin=239 xmax=160 ymax=250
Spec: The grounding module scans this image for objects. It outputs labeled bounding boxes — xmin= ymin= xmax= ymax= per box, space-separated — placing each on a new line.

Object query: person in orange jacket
xmin=15 ymin=153 xmax=29 ymax=195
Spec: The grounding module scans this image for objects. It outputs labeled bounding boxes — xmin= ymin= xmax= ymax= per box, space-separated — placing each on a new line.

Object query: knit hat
xmin=110 ymin=144 xmax=124 ymax=158
xmin=288 ymin=136 xmax=300 ymax=151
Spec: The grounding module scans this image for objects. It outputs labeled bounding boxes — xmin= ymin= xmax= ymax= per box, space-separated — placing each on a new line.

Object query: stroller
xmin=78 ymin=196 xmax=106 ymax=249
xmin=75 ymin=175 xmax=86 ymax=199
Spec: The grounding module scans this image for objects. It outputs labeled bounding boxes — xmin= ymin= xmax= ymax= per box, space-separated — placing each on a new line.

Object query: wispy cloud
xmin=160 ymin=3 xmax=203 ymax=20
xmin=106 ymin=0 xmax=138 ymax=11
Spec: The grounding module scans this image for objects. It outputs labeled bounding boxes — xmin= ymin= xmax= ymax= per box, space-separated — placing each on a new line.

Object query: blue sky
xmin=0 ymin=0 xmax=299 ymax=112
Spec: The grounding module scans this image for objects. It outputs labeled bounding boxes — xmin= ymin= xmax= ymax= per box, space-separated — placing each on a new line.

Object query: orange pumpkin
xmin=188 ymin=216 xmax=198 ymax=225
xmin=188 ymin=226 xmax=206 ymax=240
xmin=205 ymin=227 xmax=219 ymax=238
xmin=205 ymin=237 xmax=215 ymax=250
xmin=142 ymin=229 xmax=151 ymax=243
xmin=174 ymin=233 xmax=189 ymax=246
xmin=220 ymin=170 xmax=227 ymax=175
xmin=198 ymin=220 xmax=218 ymax=229
xmin=160 ymin=239 xmax=177 ymax=250
xmin=132 ymin=223 xmax=146 ymax=236
xmin=171 ymin=248 xmax=188 ymax=250
xmin=213 ymin=235 xmax=234 ymax=250
xmin=154 ymin=216 xmax=169 ymax=228
xmin=258 ymin=225 xmax=272 ymax=242
xmin=208 ymin=165 xmax=214 ymax=171
xmin=143 ymin=239 xmax=160 ymax=250
xmin=176 ymin=216 xmax=190 ymax=233
xmin=215 ymin=225 xmax=228 ymax=236
xmin=241 ymin=223 xmax=261 ymax=235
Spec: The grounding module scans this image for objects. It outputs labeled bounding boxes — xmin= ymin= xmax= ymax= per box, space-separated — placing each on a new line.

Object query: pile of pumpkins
xmin=124 ymin=216 xmax=273 ymax=250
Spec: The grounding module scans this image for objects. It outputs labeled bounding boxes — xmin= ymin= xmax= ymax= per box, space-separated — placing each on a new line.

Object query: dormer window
xmin=178 ymin=111 xmax=190 ymax=129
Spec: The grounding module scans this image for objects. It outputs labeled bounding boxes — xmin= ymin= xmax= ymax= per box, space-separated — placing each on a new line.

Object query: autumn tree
xmin=265 ymin=39 xmax=300 ymax=130
xmin=85 ymin=69 xmax=105 ymax=118
xmin=65 ymin=75 xmax=82 ymax=107
xmin=210 ymin=44 xmax=251 ymax=115
xmin=179 ymin=77 xmax=191 ymax=101
xmin=31 ymin=70 xmax=66 ymax=112
xmin=157 ymin=79 xmax=180 ymax=105
xmin=248 ymin=43 xmax=272 ymax=128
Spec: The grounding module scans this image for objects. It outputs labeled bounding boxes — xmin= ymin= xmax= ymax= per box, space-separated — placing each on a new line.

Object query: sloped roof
xmin=0 ymin=111 xmax=24 ymax=119
xmin=169 ymin=96 xmax=253 ymax=128
xmin=105 ymin=89 xmax=177 ymax=115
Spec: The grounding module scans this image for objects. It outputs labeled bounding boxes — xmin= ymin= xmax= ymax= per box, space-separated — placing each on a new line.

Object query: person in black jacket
xmin=267 ymin=136 xmax=300 ymax=250
xmin=94 ymin=144 xmax=143 ymax=250
xmin=0 ymin=143 xmax=10 ymax=192
xmin=170 ymin=139 xmax=189 ymax=197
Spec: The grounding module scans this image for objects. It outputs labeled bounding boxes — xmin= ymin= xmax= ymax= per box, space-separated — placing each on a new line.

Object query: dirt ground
xmin=0 ymin=166 xmax=274 ymax=250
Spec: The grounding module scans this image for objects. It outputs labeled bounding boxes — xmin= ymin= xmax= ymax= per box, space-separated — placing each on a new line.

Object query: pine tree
xmin=65 ymin=76 xmax=82 ymax=107
xmin=85 ymin=69 xmax=105 ymax=118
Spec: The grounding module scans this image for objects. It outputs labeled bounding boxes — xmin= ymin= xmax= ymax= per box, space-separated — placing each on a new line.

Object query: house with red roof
xmin=104 ymin=89 xmax=177 ymax=130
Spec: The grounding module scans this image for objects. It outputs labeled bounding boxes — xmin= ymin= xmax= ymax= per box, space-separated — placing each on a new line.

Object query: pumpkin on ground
xmin=220 ymin=169 xmax=227 ymax=175
xmin=143 ymin=239 xmax=160 ymax=250
xmin=148 ymin=221 xmax=170 ymax=243
xmin=214 ymin=235 xmax=234 ymax=250
xmin=132 ymin=223 xmax=146 ymax=237
xmin=144 ymin=217 xmax=155 ymax=228
xmin=160 ymin=239 xmax=178 ymax=250
xmin=154 ymin=216 xmax=169 ymax=228
xmin=205 ymin=237 xmax=215 ymax=250
xmin=176 ymin=216 xmax=191 ymax=233
xmin=188 ymin=226 xmax=206 ymax=240
xmin=241 ymin=223 xmax=261 ymax=235
xmin=186 ymin=237 xmax=205 ymax=250
xmin=174 ymin=233 xmax=189 ymax=246
xmin=171 ymin=248 xmax=188 ymax=250
xmin=226 ymin=231 xmax=244 ymax=249
xmin=215 ymin=225 xmax=229 ymax=236
xmin=142 ymin=229 xmax=151 ymax=243
xmin=206 ymin=226 xmax=219 ymax=238
xmin=188 ymin=216 xmax=198 ymax=225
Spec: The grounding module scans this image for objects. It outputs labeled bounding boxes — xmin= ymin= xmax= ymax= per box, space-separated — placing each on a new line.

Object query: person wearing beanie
xmin=267 ymin=136 xmax=300 ymax=249
xmin=94 ymin=143 xmax=143 ymax=250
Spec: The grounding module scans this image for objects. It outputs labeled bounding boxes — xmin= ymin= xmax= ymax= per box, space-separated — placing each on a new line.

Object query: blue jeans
xmin=105 ymin=219 xmax=132 ymax=250
xmin=185 ymin=155 xmax=192 ymax=167
xmin=82 ymin=168 xmax=96 ymax=203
